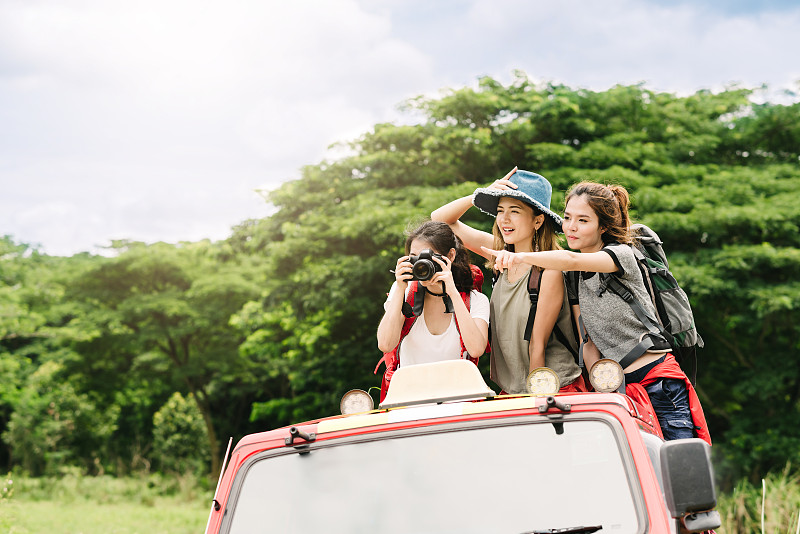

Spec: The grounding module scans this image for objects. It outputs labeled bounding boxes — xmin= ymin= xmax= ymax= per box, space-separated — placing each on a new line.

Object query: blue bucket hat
xmin=472 ymin=170 xmax=563 ymax=232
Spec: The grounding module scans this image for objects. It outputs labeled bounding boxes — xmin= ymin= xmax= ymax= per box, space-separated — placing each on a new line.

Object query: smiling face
xmin=495 ymin=197 xmax=544 ymax=252
xmin=562 ymin=194 xmax=605 ymax=253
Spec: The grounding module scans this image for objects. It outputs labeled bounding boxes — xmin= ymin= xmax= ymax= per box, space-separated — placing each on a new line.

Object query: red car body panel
xmin=205 ymin=392 xmax=682 ymax=533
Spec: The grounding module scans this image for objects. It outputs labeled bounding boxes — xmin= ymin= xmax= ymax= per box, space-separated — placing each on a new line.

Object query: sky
xmin=1 ymin=0 xmax=798 ymax=256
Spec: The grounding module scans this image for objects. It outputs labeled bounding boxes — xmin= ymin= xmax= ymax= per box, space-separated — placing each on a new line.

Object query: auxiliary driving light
xmin=340 ymin=389 xmax=374 ymax=415
xmin=589 ymin=359 xmax=624 ymax=393
xmin=526 ymin=367 xmax=561 ymax=396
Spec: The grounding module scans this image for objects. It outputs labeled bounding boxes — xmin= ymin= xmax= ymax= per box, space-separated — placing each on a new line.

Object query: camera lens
xmin=412 ymin=260 xmax=436 ymax=281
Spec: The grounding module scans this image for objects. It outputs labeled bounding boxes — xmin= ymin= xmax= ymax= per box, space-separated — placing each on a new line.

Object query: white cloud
xmin=452 ymin=0 xmax=800 ymax=94
xmin=0 ymin=0 xmax=797 ymax=255
xmin=0 ymin=0 xmax=436 ymax=255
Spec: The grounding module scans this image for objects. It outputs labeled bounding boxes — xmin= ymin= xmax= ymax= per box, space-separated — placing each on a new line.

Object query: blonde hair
xmin=487 ymin=201 xmax=561 ymax=272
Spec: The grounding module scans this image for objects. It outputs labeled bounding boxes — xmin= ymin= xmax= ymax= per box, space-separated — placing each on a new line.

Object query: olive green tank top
xmin=489 ymin=268 xmax=581 ymax=394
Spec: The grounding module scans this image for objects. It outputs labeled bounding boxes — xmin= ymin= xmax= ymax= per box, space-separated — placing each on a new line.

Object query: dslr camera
xmin=408 ymin=249 xmax=444 ymax=281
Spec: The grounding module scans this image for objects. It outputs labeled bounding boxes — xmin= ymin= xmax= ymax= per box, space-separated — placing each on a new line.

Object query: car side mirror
xmin=659 ymin=438 xmax=720 ymax=532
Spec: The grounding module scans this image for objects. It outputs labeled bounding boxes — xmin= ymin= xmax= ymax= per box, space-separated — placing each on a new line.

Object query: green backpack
xmin=599 ymin=224 xmax=703 ymax=383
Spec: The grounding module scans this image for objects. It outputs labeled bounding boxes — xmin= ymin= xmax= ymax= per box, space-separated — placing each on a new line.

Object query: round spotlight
xmin=340 ymin=389 xmax=374 ymax=415
xmin=589 ymin=359 xmax=624 ymax=393
xmin=526 ymin=367 xmax=561 ymax=396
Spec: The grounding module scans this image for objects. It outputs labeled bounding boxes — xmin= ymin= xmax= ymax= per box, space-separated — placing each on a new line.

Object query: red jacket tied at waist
xmin=625 ymin=353 xmax=711 ymax=445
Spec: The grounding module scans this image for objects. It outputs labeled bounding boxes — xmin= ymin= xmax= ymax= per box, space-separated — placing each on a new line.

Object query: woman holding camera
xmin=431 ymin=168 xmax=585 ymax=394
xmin=377 ymin=221 xmax=489 ymax=374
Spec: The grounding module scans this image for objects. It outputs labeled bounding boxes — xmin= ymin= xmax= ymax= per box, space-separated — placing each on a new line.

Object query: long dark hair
xmin=405 ymin=220 xmax=474 ymax=293
xmin=565 ymin=182 xmax=635 ymax=245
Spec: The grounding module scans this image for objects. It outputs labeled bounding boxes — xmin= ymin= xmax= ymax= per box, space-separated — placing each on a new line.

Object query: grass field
xmin=1 ymin=472 xmax=208 ymax=534
xmin=717 ymin=466 xmax=800 ymax=534
xmin=1 ymin=499 xmax=207 ymax=534
xmin=3 ymin=467 xmax=800 ymax=533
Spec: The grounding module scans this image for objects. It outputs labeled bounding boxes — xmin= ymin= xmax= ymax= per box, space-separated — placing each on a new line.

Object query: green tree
xmin=63 ymin=241 xmax=262 ymax=475
xmin=2 ymin=76 xmax=799 ymax=484
xmin=0 ymin=236 xmax=97 ymax=469
xmin=232 ymin=75 xmax=800 ymax=483
xmin=2 ymin=360 xmax=118 ymax=475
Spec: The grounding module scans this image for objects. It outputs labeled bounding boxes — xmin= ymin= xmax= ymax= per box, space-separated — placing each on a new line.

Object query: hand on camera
xmin=422 ymin=254 xmax=456 ymax=295
xmin=393 ymin=256 xmax=413 ymax=287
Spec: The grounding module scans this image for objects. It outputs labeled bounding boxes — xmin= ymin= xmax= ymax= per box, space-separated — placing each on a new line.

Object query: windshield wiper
xmin=522 ymin=526 xmax=602 ymax=534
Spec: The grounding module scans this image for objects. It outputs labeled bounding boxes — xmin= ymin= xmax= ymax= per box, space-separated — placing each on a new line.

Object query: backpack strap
xmin=600 ymin=273 xmax=670 ymax=369
xmin=523 ymin=269 xmax=580 ymax=363
xmin=563 ymin=272 xmax=582 ymax=363
xmin=565 ymin=270 xmax=592 ymax=368
xmin=553 ymin=324 xmax=579 ymax=363
xmin=374 ymin=282 xmax=419 ymax=374
xmin=523 ymin=268 xmax=543 ymax=342
xmin=453 ymin=290 xmax=474 ymax=363
xmin=376 ymin=282 xmax=419 ymax=401
xmin=577 ymin=313 xmax=589 ymax=368
xmin=470 ymin=264 xmax=485 ymax=293
xmin=455 ymin=263 xmax=490 ymax=362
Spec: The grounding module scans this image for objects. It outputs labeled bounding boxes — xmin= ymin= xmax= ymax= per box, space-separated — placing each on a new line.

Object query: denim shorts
xmin=645 ymin=378 xmax=695 ymax=440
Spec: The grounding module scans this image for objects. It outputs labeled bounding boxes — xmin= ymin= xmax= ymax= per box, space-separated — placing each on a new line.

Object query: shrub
xmin=152 ymin=393 xmax=209 ymax=476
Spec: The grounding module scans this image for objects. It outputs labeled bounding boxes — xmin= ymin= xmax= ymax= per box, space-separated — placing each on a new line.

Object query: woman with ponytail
xmin=482 ymin=181 xmax=710 ymax=443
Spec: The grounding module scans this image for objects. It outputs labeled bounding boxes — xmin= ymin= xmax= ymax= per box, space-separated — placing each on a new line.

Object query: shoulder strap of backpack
xmin=402 ymin=282 xmax=421 ymax=336
xmin=600 ymin=273 xmax=670 ymax=368
xmin=523 ymin=269 xmax=580 ymax=362
xmin=453 ymin=290 xmax=473 ymax=361
xmin=563 ymin=272 xmax=581 ymax=360
xmin=552 ymin=322 xmax=579 ymax=363
xmin=565 ymin=271 xmax=592 ymax=368
xmin=453 ymin=289 xmax=488 ymax=363
xmin=470 ymin=264 xmax=484 ymax=293
xmin=523 ymin=268 xmax=542 ymax=341
xmin=374 ymin=282 xmax=420 ymax=374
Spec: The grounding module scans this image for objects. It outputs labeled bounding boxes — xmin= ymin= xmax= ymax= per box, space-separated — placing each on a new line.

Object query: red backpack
xmin=374 ymin=265 xmax=489 ymax=402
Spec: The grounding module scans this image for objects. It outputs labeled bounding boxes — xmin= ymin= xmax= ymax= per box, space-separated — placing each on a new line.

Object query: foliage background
xmin=1 ymin=73 xmax=799 ymax=488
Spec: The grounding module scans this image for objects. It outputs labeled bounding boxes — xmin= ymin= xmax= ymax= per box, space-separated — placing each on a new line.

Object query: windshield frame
xmin=220 ymin=412 xmax=650 ymax=534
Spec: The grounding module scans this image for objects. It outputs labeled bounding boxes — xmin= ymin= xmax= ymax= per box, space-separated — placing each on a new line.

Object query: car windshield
xmin=225 ymin=418 xmax=642 ymax=534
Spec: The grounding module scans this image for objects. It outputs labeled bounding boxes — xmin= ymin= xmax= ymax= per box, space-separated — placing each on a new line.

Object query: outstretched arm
xmin=481 ymin=247 xmax=618 ymax=274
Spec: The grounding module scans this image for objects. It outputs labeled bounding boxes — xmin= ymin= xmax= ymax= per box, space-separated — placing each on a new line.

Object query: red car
xmin=204 ymin=360 xmax=720 ymax=534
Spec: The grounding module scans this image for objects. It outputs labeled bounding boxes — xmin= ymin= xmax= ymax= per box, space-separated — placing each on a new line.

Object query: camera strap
xmin=411 ymin=282 xmax=455 ymax=316
xmin=441 ymin=293 xmax=455 ymax=314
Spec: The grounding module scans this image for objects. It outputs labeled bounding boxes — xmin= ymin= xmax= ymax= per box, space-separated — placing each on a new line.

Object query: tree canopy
xmin=2 ymin=73 xmax=799 ymax=484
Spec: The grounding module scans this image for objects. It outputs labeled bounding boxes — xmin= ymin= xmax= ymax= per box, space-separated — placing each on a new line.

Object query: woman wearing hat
xmin=481 ymin=181 xmax=710 ymax=443
xmin=431 ymin=168 xmax=585 ymax=394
